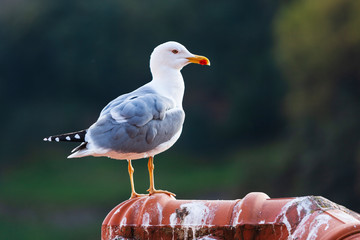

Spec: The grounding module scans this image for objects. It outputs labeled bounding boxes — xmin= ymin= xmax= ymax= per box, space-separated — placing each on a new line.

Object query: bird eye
xmin=172 ymin=49 xmax=179 ymax=54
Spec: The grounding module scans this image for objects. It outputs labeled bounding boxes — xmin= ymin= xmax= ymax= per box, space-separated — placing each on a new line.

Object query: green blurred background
xmin=1 ymin=0 xmax=359 ymax=239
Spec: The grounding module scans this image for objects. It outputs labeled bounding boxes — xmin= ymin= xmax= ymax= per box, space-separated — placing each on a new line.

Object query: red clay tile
xmin=101 ymin=192 xmax=360 ymax=240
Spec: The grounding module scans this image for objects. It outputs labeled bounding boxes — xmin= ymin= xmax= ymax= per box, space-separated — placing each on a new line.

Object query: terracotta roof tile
xmin=102 ymin=192 xmax=360 ymax=240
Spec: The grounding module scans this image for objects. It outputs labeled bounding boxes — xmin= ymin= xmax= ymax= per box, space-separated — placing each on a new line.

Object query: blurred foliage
xmin=0 ymin=0 xmax=359 ymax=239
xmin=0 ymin=0 xmax=284 ymax=164
xmin=274 ymin=0 xmax=360 ymax=205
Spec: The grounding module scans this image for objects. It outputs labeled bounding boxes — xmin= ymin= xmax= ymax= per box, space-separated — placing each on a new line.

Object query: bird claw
xmin=147 ymin=188 xmax=176 ymax=197
xmin=130 ymin=192 xmax=148 ymax=199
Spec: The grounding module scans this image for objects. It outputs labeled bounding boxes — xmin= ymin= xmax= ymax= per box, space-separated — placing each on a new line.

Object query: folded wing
xmin=70 ymin=90 xmax=185 ymax=158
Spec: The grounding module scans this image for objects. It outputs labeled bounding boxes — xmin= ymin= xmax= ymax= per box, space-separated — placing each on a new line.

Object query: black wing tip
xmin=43 ymin=136 xmax=60 ymax=142
xmin=71 ymin=142 xmax=88 ymax=153
xmin=43 ymin=130 xmax=87 ymax=143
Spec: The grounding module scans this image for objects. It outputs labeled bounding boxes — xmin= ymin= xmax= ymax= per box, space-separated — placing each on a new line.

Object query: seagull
xmin=44 ymin=41 xmax=210 ymax=198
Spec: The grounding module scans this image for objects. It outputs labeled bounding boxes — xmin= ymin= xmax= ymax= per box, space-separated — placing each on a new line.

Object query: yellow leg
xmin=127 ymin=160 xmax=146 ymax=199
xmin=147 ymin=156 xmax=176 ymax=197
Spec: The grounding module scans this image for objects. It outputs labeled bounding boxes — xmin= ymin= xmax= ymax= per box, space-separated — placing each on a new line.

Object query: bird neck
xmin=151 ymin=68 xmax=185 ymax=107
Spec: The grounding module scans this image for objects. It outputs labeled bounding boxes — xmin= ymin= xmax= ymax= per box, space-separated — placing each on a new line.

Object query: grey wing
xmin=87 ymin=93 xmax=185 ymax=154
xmin=98 ymin=85 xmax=155 ymax=117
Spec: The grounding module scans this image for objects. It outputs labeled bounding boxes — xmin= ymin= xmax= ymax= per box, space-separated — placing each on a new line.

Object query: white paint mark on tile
xmin=232 ymin=199 xmax=244 ymax=226
xmin=142 ymin=212 xmax=150 ymax=227
xmin=306 ymin=214 xmax=331 ymax=240
xmin=157 ymin=202 xmax=163 ymax=225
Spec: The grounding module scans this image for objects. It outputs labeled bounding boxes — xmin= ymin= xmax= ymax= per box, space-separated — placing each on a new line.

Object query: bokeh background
xmin=1 ymin=0 xmax=359 ymax=239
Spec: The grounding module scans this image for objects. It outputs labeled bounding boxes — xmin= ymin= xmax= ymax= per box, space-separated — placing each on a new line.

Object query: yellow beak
xmin=187 ymin=55 xmax=211 ymax=66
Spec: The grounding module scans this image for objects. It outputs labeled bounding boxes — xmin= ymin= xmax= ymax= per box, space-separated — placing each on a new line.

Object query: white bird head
xmin=150 ymin=41 xmax=210 ymax=73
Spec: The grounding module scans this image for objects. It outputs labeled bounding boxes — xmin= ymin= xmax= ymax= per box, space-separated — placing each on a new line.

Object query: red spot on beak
xmin=199 ymin=59 xmax=208 ymax=65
